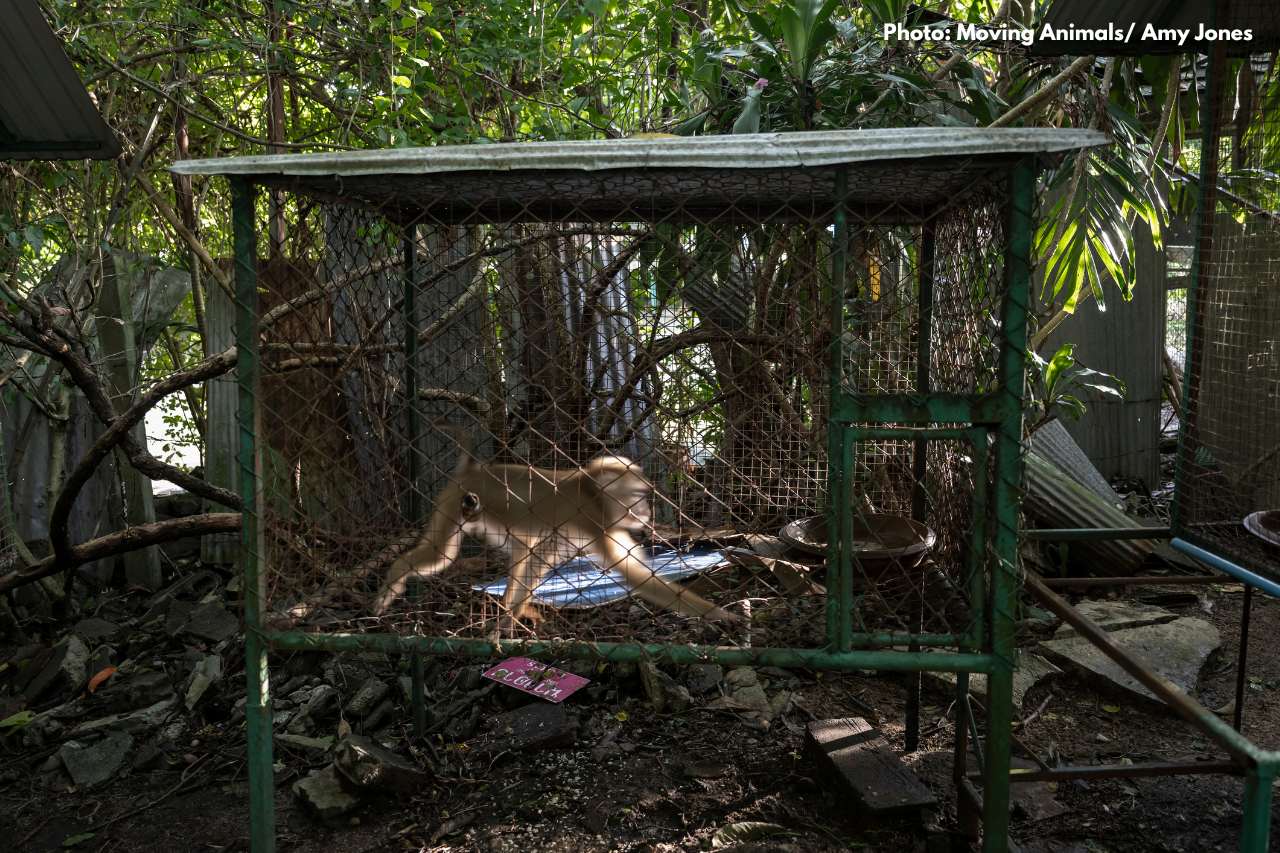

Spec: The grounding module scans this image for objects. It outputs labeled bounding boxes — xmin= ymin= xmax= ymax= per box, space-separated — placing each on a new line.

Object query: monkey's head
xmin=461 ymin=491 xmax=482 ymax=518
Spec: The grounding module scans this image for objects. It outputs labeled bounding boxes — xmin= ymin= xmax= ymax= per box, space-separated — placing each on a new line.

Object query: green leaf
xmin=0 ymin=710 xmax=34 ymax=729
xmin=62 ymin=833 xmax=96 ymax=848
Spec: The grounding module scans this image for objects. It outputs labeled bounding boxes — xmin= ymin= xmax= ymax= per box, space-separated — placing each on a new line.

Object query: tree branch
xmin=0 ymin=514 xmax=240 ymax=595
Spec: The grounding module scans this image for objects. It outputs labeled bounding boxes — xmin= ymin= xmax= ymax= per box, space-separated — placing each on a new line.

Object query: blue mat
xmin=475 ymin=547 xmax=726 ymax=609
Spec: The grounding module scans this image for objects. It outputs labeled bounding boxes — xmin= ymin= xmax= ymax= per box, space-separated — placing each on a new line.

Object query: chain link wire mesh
xmin=232 ymin=155 xmax=1021 ymax=652
xmin=1177 ymin=42 xmax=1280 ymax=579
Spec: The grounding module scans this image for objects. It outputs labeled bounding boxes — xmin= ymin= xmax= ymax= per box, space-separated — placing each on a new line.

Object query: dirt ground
xmin=3 ymin=579 xmax=1278 ymax=853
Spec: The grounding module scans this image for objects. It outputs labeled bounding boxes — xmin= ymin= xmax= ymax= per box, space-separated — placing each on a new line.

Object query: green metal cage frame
xmin=218 ymin=145 xmax=1054 ymax=852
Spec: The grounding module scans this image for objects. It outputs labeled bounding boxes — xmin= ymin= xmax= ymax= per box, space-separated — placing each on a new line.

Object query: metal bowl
xmin=1244 ymin=510 xmax=1280 ymax=549
xmin=779 ymin=513 xmax=937 ymax=574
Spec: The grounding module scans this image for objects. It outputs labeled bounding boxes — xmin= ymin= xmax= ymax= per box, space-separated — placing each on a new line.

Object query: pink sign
xmin=482 ymin=657 xmax=590 ymax=703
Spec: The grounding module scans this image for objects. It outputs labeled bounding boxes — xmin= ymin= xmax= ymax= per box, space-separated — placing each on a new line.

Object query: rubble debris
xmin=183 ymin=602 xmax=239 ymax=643
xmin=1039 ymin=616 xmax=1221 ymax=705
xmin=925 ymin=653 xmax=1061 ymax=710
xmin=277 ymin=733 xmax=334 ymax=752
xmin=184 ymin=655 xmax=223 ymax=710
xmin=23 ymin=636 xmax=90 ymax=702
xmin=293 ymin=764 xmax=363 ymax=824
xmin=707 ymin=667 xmax=792 ymax=729
xmin=334 ymin=735 xmax=431 ymax=793
xmin=492 ymin=702 xmax=577 ymax=751
xmin=1052 ymin=600 xmax=1177 ymax=636
xmin=70 ymin=698 xmax=177 ymax=737
xmin=1010 ymin=758 xmax=1070 ymax=822
xmin=805 ymin=717 xmax=937 ymax=815
xmin=59 ymin=731 xmax=134 ymax=788
xmin=344 ymin=677 xmax=390 ymax=717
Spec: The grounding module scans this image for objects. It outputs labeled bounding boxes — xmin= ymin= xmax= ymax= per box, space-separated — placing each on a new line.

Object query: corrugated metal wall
xmin=1043 ymin=218 xmax=1166 ymax=489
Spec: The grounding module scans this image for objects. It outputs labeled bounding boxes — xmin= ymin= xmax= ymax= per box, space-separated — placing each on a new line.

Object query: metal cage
xmin=173 ymin=128 xmax=1102 ymax=852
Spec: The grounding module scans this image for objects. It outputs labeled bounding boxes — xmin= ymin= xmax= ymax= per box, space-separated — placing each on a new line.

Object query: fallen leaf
xmin=0 ymin=710 xmax=35 ymax=730
xmin=712 ymin=821 xmax=792 ymax=848
xmin=614 ymin=710 xmax=628 ymax=722
xmin=87 ymin=666 xmax=117 ymax=693
xmin=337 ymin=718 xmax=352 ymax=738
xmin=62 ymin=832 xmax=95 ymax=848
xmin=1102 ymin=704 xmax=1121 ymax=713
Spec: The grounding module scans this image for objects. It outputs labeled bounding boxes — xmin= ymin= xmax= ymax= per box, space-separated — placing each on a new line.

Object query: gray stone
xmin=162 ymin=599 xmax=194 ymax=636
xmin=87 ymin=644 xmax=116 ymax=676
xmin=24 ymin=636 xmax=90 ymax=701
xmin=345 ymin=677 xmax=390 ymax=717
xmin=1009 ymin=758 xmax=1070 ymax=822
xmin=132 ymin=742 xmax=165 ymax=772
xmin=59 ymin=731 xmax=134 ymax=788
xmin=1053 ymin=600 xmax=1178 ymax=637
xmin=1039 ymin=616 xmax=1221 ymax=704
xmin=277 ymin=733 xmax=334 ymax=752
xmin=302 ymin=684 xmax=340 ymax=718
xmin=334 ymin=735 xmax=431 ymax=793
xmin=926 ymin=653 xmax=1062 ymax=710
xmin=184 ymin=602 xmax=239 ymax=643
xmin=293 ymin=764 xmax=362 ymax=824
xmin=70 ymin=698 xmax=177 ymax=737
xmin=72 ymin=618 xmax=122 ymax=643
xmin=184 ymin=655 xmax=223 ymax=709
xmin=492 ymin=703 xmax=576 ymax=751
xmin=686 ymin=664 xmax=724 ymax=694
xmin=93 ymin=669 xmax=174 ymax=714
xmin=361 ymin=698 xmax=397 ymax=732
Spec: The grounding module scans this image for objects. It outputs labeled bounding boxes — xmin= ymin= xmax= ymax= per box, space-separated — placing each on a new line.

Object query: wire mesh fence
xmin=1176 ymin=49 xmax=1280 ymax=580
xmin=189 ymin=134 xmax=1066 ymax=655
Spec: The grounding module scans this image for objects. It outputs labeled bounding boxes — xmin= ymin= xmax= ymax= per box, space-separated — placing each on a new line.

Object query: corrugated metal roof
xmin=1029 ymin=0 xmax=1280 ymax=56
xmin=171 ymin=128 xmax=1106 ymax=223
xmin=0 ymin=0 xmax=119 ymax=160
xmin=171 ymin=128 xmax=1105 ymax=178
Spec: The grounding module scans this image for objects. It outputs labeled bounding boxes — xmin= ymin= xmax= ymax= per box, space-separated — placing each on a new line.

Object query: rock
xmin=925 ymin=653 xmax=1061 ymax=710
xmin=1053 ymin=600 xmax=1178 ymax=637
xmin=184 ymin=602 xmax=239 ymax=643
xmin=1039 ymin=616 xmax=1221 ymax=704
xmin=72 ymin=618 xmax=122 ymax=644
xmin=302 ymin=684 xmax=340 ymax=718
xmin=87 ymin=645 xmax=117 ymax=676
xmin=362 ymin=698 xmax=397 ymax=732
xmin=1009 ymin=758 xmax=1070 ymax=822
xmin=293 ymin=764 xmax=362 ymax=824
xmin=132 ymin=742 xmax=165 ymax=772
xmin=277 ymin=733 xmax=334 ymax=752
xmin=162 ymin=599 xmax=195 ymax=635
xmin=93 ymin=669 xmax=175 ymax=714
xmin=59 ymin=731 xmax=134 ymax=788
xmin=686 ymin=664 xmax=724 ymax=694
xmin=345 ymin=678 xmax=390 ymax=718
xmin=492 ymin=703 xmax=576 ymax=751
xmin=70 ymin=698 xmax=177 ymax=737
xmin=23 ymin=636 xmax=90 ymax=702
xmin=707 ymin=667 xmax=793 ymax=729
xmin=638 ymin=662 xmax=689 ymax=712
xmin=334 ymin=735 xmax=431 ymax=793
xmin=184 ymin=655 xmax=223 ymax=710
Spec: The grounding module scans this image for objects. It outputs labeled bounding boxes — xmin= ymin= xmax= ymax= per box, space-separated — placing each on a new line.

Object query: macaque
xmin=373 ymin=438 xmax=738 ymax=633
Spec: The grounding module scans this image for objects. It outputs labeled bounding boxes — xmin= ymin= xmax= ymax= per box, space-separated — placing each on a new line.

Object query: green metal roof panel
xmin=171 ymin=128 xmax=1106 ymax=178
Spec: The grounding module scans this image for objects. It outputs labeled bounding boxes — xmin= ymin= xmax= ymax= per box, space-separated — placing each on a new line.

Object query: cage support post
xmin=402 ymin=229 xmax=429 ymax=738
xmin=1234 ymin=585 xmax=1254 ymax=732
xmin=904 ymin=222 xmax=936 ymax=754
xmin=232 ymin=178 xmax=275 ymax=853
xmin=981 ymin=156 xmax=1035 ymax=853
xmin=1240 ymin=763 xmax=1275 ymax=852
xmin=826 ymin=167 xmax=852 ymax=651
